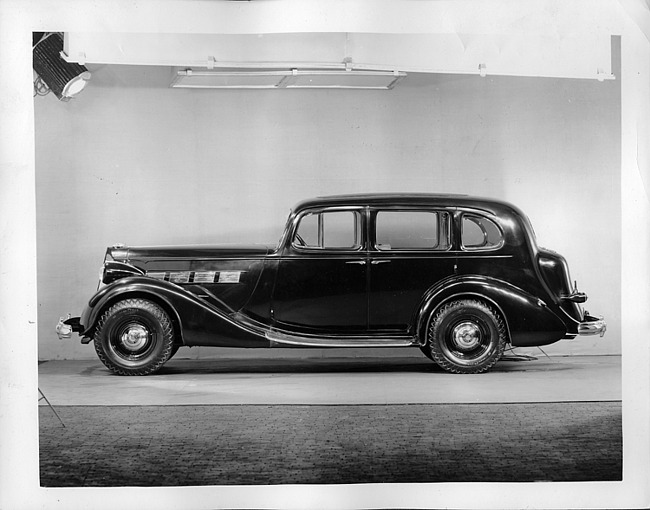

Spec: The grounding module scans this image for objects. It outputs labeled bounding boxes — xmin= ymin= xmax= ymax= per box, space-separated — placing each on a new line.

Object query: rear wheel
xmin=425 ymin=299 xmax=506 ymax=374
xmin=93 ymin=298 xmax=175 ymax=375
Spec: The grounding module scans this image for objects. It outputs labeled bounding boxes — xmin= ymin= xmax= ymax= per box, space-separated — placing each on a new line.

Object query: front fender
xmin=414 ymin=275 xmax=567 ymax=347
xmin=80 ymin=276 xmax=270 ymax=348
xmin=102 ymin=260 xmax=144 ymax=285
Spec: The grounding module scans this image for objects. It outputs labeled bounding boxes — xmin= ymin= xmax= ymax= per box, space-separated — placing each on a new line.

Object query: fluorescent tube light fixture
xmin=171 ymin=68 xmax=406 ymax=90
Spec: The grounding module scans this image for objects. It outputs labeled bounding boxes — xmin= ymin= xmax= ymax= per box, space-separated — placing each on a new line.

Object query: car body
xmin=57 ymin=193 xmax=606 ymax=375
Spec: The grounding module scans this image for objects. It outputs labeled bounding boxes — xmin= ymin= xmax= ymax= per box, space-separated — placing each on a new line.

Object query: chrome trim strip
xmin=266 ymin=330 xmax=417 ymax=348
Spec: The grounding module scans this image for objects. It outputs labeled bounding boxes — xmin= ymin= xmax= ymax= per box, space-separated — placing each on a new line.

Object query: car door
xmin=368 ymin=208 xmax=455 ymax=332
xmin=273 ymin=207 xmax=368 ymax=332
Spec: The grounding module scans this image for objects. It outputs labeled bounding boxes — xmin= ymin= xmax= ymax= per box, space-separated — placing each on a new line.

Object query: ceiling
xmin=58 ymin=0 xmax=621 ymax=83
xmin=63 ymin=31 xmax=615 ymax=82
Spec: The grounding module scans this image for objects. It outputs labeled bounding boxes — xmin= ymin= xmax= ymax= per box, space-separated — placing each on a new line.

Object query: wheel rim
xmin=109 ymin=320 xmax=156 ymax=361
xmin=120 ymin=324 xmax=149 ymax=352
xmin=441 ymin=316 xmax=493 ymax=366
xmin=451 ymin=321 xmax=482 ymax=350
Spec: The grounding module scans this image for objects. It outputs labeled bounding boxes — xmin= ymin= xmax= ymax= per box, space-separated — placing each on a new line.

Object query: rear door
xmin=368 ymin=208 xmax=455 ymax=332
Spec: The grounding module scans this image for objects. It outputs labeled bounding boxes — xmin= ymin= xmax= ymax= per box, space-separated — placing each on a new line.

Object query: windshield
xmin=278 ymin=209 xmax=294 ymax=249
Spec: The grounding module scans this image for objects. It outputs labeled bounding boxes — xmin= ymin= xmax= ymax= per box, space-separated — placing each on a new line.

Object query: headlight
xmin=97 ymin=265 xmax=106 ymax=290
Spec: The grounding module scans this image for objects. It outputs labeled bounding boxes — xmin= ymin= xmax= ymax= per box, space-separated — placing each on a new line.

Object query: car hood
xmin=108 ymin=244 xmax=275 ymax=262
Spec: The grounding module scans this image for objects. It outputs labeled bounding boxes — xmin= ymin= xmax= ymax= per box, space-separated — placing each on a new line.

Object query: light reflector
xmin=33 ymin=33 xmax=91 ymax=100
xmin=171 ymin=69 xmax=406 ymax=90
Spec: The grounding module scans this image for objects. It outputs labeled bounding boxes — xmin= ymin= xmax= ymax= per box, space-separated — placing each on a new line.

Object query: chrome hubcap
xmin=120 ymin=324 xmax=149 ymax=352
xmin=452 ymin=321 xmax=482 ymax=350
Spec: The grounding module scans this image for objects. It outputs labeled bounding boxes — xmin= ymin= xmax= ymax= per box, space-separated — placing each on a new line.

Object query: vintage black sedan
xmin=57 ymin=193 xmax=605 ymax=375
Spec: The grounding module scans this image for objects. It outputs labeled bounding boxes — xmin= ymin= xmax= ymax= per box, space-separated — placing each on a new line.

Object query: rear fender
xmin=415 ymin=275 xmax=567 ymax=347
xmin=80 ymin=276 xmax=269 ymax=348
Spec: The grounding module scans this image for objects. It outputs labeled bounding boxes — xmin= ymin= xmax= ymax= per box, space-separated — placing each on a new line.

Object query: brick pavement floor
xmin=39 ymin=402 xmax=621 ymax=487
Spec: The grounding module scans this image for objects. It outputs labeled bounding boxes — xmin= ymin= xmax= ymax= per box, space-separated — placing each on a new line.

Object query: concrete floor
xmin=38 ymin=353 xmax=621 ymax=406
xmin=38 ymin=354 xmax=622 ymax=486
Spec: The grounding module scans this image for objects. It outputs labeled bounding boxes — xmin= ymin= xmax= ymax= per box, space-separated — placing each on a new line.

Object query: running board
xmin=266 ymin=330 xmax=417 ymax=348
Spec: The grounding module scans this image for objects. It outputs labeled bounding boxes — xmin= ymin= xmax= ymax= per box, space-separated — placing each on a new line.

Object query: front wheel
xmin=93 ymin=298 xmax=176 ymax=375
xmin=425 ymin=299 xmax=506 ymax=374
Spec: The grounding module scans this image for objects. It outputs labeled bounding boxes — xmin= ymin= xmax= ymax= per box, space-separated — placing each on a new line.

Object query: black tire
xmin=425 ymin=299 xmax=506 ymax=374
xmin=168 ymin=345 xmax=180 ymax=360
xmin=419 ymin=345 xmax=434 ymax=361
xmin=93 ymin=298 xmax=175 ymax=376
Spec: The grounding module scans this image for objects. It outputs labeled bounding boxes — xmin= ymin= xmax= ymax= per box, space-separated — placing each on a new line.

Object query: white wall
xmin=35 ymin=63 xmax=620 ymax=360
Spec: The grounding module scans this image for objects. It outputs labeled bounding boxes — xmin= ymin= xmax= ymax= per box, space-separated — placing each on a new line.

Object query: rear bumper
xmin=577 ymin=314 xmax=607 ymax=337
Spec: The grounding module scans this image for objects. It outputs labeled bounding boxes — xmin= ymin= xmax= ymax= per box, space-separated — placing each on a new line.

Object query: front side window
xmin=293 ymin=210 xmax=362 ymax=250
xmin=461 ymin=214 xmax=503 ymax=250
xmin=375 ymin=210 xmax=450 ymax=251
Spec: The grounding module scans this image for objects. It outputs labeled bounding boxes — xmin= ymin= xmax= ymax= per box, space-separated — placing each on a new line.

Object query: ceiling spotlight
xmin=33 ymin=32 xmax=91 ymax=101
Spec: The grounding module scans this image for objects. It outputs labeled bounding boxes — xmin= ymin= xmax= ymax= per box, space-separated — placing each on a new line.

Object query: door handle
xmin=345 ymin=260 xmax=367 ymax=265
xmin=370 ymin=260 xmax=391 ymax=265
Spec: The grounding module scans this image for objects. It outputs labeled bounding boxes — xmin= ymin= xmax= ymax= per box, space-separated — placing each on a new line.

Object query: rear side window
xmin=294 ymin=210 xmax=362 ymax=250
xmin=375 ymin=211 xmax=450 ymax=251
xmin=461 ymin=214 xmax=503 ymax=250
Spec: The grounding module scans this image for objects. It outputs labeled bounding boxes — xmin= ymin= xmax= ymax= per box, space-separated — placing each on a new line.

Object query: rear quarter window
xmin=461 ymin=214 xmax=503 ymax=250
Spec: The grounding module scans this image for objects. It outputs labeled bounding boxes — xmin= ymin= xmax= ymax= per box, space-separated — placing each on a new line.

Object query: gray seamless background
xmin=35 ymin=65 xmax=620 ymax=360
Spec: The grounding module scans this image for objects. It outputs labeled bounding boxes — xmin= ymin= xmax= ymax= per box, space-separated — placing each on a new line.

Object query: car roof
xmin=292 ymin=193 xmax=523 ymax=217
